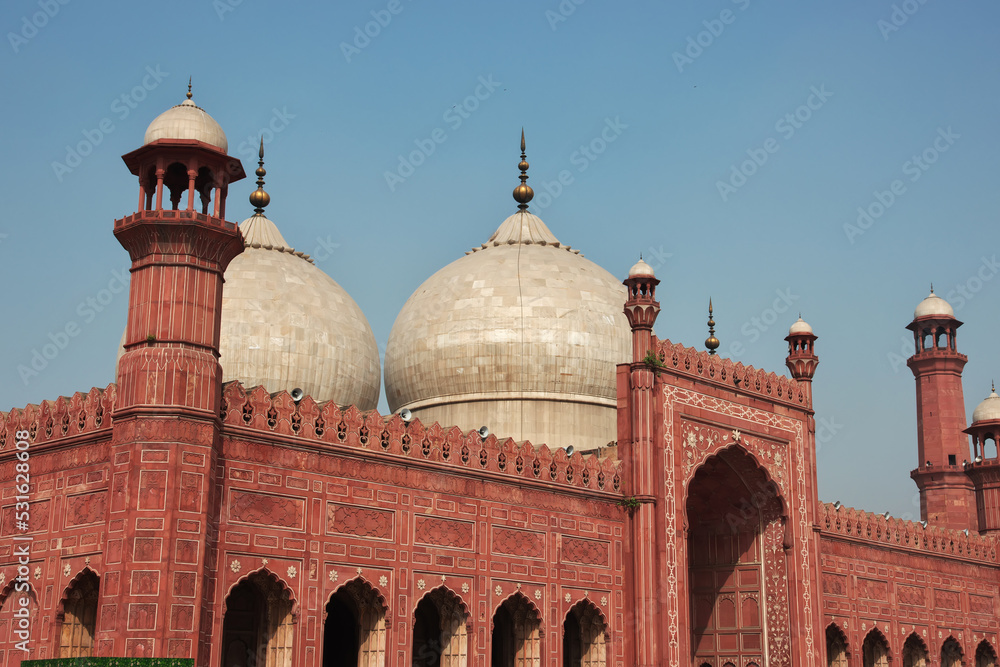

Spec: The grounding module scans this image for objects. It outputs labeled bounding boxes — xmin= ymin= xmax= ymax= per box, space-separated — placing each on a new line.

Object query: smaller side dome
xmin=973 ymin=388 xmax=1000 ymax=423
xmin=914 ymin=291 xmax=954 ymax=319
xmin=144 ymin=90 xmax=228 ymax=153
xmin=628 ymin=258 xmax=655 ymax=278
xmin=789 ymin=317 xmax=813 ymax=335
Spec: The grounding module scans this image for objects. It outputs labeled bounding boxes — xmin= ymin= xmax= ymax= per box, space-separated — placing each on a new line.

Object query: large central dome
xmin=384 ymin=206 xmax=630 ymax=450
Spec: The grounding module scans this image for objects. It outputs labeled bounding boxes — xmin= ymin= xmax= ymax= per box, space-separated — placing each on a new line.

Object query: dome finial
xmin=249 ymin=136 xmax=271 ymax=214
xmin=705 ymin=297 xmax=720 ymax=355
xmin=187 ymin=76 xmax=192 ymax=100
xmin=930 ymin=282 xmax=934 ymax=294
xmin=512 ymin=127 xmax=534 ymax=211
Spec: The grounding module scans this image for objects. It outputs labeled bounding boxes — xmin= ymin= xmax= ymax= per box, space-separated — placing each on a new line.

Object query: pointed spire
xmin=249 ymin=137 xmax=270 ymax=214
xmin=187 ymin=76 xmax=192 ymax=100
xmin=512 ymin=128 xmax=534 ymax=211
xmin=705 ymin=298 xmax=720 ymax=355
xmin=930 ymin=283 xmax=934 ymax=294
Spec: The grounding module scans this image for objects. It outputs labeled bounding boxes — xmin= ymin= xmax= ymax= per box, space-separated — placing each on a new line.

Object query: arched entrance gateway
xmin=686 ymin=446 xmax=790 ymax=666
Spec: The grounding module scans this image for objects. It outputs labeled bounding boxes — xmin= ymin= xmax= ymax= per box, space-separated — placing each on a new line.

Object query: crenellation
xmin=819 ymin=502 xmax=999 ymax=563
xmin=655 ymin=338 xmax=806 ymax=407
xmin=220 ymin=381 xmax=622 ymax=497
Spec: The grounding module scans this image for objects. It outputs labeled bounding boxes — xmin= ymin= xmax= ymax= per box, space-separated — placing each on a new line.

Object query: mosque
xmin=0 ymin=89 xmax=999 ymax=667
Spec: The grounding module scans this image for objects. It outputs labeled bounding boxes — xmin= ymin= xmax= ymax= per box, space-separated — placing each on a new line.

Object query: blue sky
xmin=1 ymin=0 xmax=998 ymax=518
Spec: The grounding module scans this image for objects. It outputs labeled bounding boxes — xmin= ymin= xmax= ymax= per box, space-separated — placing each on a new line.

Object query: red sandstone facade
xmin=0 ymin=120 xmax=998 ymax=667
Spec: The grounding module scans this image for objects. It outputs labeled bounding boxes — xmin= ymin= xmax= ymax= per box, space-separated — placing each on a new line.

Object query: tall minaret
xmin=964 ymin=386 xmax=1000 ymax=533
xmin=906 ymin=289 xmax=975 ymax=531
xmin=620 ymin=258 xmax=663 ymax=667
xmin=104 ymin=85 xmax=246 ymax=661
xmin=785 ymin=316 xmax=819 ymax=407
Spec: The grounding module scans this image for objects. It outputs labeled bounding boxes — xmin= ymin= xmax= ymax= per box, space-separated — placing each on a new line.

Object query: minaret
xmin=785 ymin=316 xmax=819 ymax=407
xmin=620 ymin=257 xmax=663 ymax=667
xmin=105 ymin=86 xmax=245 ymax=660
xmin=964 ymin=385 xmax=1000 ymax=533
xmin=906 ymin=289 xmax=975 ymax=531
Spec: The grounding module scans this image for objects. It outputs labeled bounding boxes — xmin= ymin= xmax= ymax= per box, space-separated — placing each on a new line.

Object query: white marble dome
xmin=628 ymin=258 xmax=655 ymax=278
xmin=789 ymin=317 xmax=813 ymax=335
xmin=144 ymin=94 xmax=228 ymax=153
xmin=973 ymin=389 xmax=1000 ymax=424
xmin=914 ymin=291 xmax=954 ymax=319
xmin=218 ymin=213 xmax=380 ymax=409
xmin=384 ymin=210 xmax=630 ymax=450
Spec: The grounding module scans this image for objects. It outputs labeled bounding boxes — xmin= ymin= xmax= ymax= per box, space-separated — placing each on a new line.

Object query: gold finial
xmin=512 ymin=128 xmax=534 ymax=211
xmin=187 ymin=76 xmax=192 ymax=100
xmin=705 ymin=298 xmax=720 ymax=355
xmin=249 ymin=137 xmax=270 ymax=214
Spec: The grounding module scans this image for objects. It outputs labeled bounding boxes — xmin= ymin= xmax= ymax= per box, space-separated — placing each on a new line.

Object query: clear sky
xmin=1 ymin=0 xmax=998 ymax=519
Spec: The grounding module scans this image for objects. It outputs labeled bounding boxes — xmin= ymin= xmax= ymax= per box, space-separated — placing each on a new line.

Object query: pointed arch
xmin=942 ymin=636 xmax=965 ymax=667
xmin=223 ymin=566 xmax=299 ymax=618
xmin=684 ymin=444 xmax=789 ymax=522
xmin=221 ymin=568 xmax=295 ymax=667
xmin=57 ymin=568 xmax=99 ymax=658
xmin=492 ymin=592 xmax=542 ymax=667
xmin=862 ymin=627 xmax=891 ymax=667
xmin=323 ymin=577 xmax=386 ymax=667
xmin=826 ymin=622 xmax=849 ymax=667
xmin=563 ymin=599 xmax=607 ymax=667
xmin=687 ymin=445 xmax=785 ymax=666
xmin=413 ymin=585 xmax=470 ymax=667
xmin=902 ymin=632 xmax=930 ymax=667
xmin=977 ymin=639 xmax=998 ymax=667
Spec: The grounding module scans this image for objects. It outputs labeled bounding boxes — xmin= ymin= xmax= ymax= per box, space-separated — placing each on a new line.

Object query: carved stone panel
xmin=492 ymin=527 xmax=544 ymax=559
xmin=229 ymin=490 xmax=305 ymax=530
xmin=561 ymin=536 xmax=610 ymax=566
xmin=65 ymin=492 xmax=107 ymax=527
xmin=326 ymin=503 xmax=394 ymax=540
xmin=414 ymin=515 xmax=473 ymax=550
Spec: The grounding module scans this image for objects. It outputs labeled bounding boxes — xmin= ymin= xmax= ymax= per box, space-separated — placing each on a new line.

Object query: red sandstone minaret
xmin=105 ymin=85 xmax=245 ymax=660
xmin=619 ymin=258 xmax=663 ymax=667
xmin=906 ymin=289 xmax=976 ymax=531
xmin=785 ymin=316 xmax=819 ymax=406
xmin=964 ymin=386 xmax=1000 ymax=533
